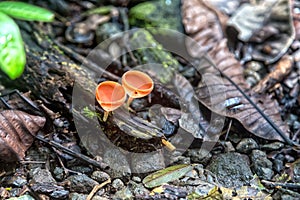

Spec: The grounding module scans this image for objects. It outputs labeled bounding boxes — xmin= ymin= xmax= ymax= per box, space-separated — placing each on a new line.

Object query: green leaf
xmin=142 ymin=164 xmax=194 ymax=188
xmin=0 ymin=12 xmax=25 ymax=79
xmin=0 ymin=1 xmax=54 ymax=22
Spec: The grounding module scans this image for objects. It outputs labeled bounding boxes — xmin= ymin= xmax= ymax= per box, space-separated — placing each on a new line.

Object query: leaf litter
xmin=182 ymin=0 xmax=296 ymax=145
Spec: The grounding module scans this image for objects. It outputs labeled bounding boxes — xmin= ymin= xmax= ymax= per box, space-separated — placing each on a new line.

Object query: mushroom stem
xmin=126 ymin=96 xmax=134 ymax=107
xmin=103 ymin=111 xmax=109 ymax=122
xmin=161 ymin=138 xmax=176 ymax=152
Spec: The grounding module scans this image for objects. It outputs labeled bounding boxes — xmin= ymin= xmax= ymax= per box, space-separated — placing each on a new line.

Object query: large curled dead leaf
xmin=142 ymin=164 xmax=194 ymax=188
xmin=0 ymin=110 xmax=46 ymax=162
xmin=182 ymin=1 xmax=293 ymax=144
xmin=195 ymin=41 xmax=291 ymax=143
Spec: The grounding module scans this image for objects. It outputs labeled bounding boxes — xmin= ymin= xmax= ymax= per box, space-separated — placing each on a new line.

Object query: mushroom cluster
xmin=95 ymin=70 xmax=154 ymax=121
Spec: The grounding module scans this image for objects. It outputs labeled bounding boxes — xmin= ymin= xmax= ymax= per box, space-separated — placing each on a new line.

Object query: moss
xmin=129 ymin=29 xmax=180 ymax=83
xmin=129 ymin=0 xmax=182 ymax=33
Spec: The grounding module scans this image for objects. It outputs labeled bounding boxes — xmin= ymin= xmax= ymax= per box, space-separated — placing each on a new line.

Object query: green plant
xmin=0 ymin=1 xmax=54 ymax=80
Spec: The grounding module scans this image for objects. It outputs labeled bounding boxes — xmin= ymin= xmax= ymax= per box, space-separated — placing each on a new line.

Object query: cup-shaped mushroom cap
xmin=95 ymin=81 xmax=126 ymax=112
xmin=121 ymin=70 xmax=154 ymax=98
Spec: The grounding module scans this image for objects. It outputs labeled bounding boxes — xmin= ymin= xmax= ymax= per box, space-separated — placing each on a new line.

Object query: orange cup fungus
xmin=95 ymin=81 xmax=126 ymax=121
xmin=121 ymin=70 xmax=154 ymax=106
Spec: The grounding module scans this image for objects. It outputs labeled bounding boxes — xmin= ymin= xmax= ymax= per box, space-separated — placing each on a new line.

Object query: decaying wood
xmin=0 ymin=21 xmax=180 ymax=164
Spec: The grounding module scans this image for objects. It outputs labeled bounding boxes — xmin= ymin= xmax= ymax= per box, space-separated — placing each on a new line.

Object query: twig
xmin=0 ymin=171 xmax=5 ymax=177
xmin=53 ymin=147 xmax=82 ymax=175
xmin=224 ymin=119 xmax=233 ymax=141
xmin=87 ymin=179 xmax=111 ymax=200
xmin=19 ymin=161 xmax=46 ymax=164
xmin=292 ymin=128 xmax=300 ymax=141
xmin=35 ymin=135 xmax=109 ymax=170
xmin=261 ymin=180 xmax=300 ymax=189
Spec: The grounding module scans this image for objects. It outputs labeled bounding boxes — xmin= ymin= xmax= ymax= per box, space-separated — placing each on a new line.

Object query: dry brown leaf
xmin=253 ymin=55 xmax=294 ymax=93
xmin=0 ymin=110 xmax=46 ymax=162
xmin=181 ymin=0 xmax=223 ymax=57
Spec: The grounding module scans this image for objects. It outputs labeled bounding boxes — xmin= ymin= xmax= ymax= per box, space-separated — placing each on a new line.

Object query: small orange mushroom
xmin=95 ymin=81 xmax=126 ymax=122
xmin=121 ymin=70 xmax=154 ymax=106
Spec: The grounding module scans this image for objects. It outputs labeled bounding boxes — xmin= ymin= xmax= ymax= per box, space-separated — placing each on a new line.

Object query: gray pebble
xmin=50 ymin=189 xmax=69 ymax=199
xmin=67 ymin=174 xmax=98 ymax=193
xmin=29 ymin=168 xmax=56 ymax=184
xmin=69 ymin=193 xmax=87 ymax=200
xmin=236 ymin=138 xmax=258 ymax=153
xmin=251 ymin=150 xmax=274 ymax=180
xmin=261 ymin=142 xmax=284 ymax=151
xmin=132 ymin=176 xmax=141 ymax=183
xmin=112 ymin=178 xmax=124 ymax=190
xmin=53 ymin=167 xmax=64 ymax=181
xmin=91 ymin=171 xmax=110 ymax=182
xmin=206 ymin=152 xmax=253 ymax=188
xmin=112 ymin=186 xmax=133 ymax=200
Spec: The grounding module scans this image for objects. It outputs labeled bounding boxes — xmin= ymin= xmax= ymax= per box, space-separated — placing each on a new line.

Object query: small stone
xmin=251 ymin=150 xmax=274 ymax=180
xmin=113 ymin=186 xmax=133 ymax=199
xmin=95 ymin=188 xmax=105 ymax=196
xmin=7 ymin=176 xmax=27 ymax=187
xmin=285 ymin=155 xmax=295 ymax=163
xmin=236 ymin=138 xmax=259 ymax=153
xmin=69 ymin=166 xmax=93 ymax=174
xmin=169 ymin=155 xmax=191 ymax=165
xmin=261 ymin=142 xmax=284 ymax=151
xmin=50 ymin=190 xmax=69 ymax=199
xmin=29 ymin=168 xmax=56 ymax=185
xmin=128 ymin=180 xmax=150 ymax=197
xmin=132 ymin=176 xmax=141 ymax=183
xmin=186 ymin=178 xmax=204 ymax=186
xmin=273 ymin=158 xmax=284 ymax=173
xmin=293 ymin=121 xmax=300 ymax=130
xmin=54 ymin=118 xmax=64 ymax=127
xmin=193 ymin=164 xmax=204 ymax=176
xmin=206 ymin=152 xmax=253 ymax=188
xmin=185 ymin=169 xmax=199 ymax=179
xmin=31 ymin=184 xmax=62 ymax=193
xmin=8 ymin=195 xmax=35 ymax=200
xmin=223 ymin=141 xmax=235 ymax=152
xmin=9 ymin=188 xmax=21 ymax=197
xmin=92 ymin=196 xmax=110 ymax=200
xmin=53 ymin=167 xmax=64 ymax=181
xmin=69 ymin=193 xmax=87 ymax=200
xmin=112 ymin=179 xmax=124 ymax=190
xmin=67 ymin=174 xmax=99 ymax=193
xmin=91 ymin=171 xmax=110 ymax=182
